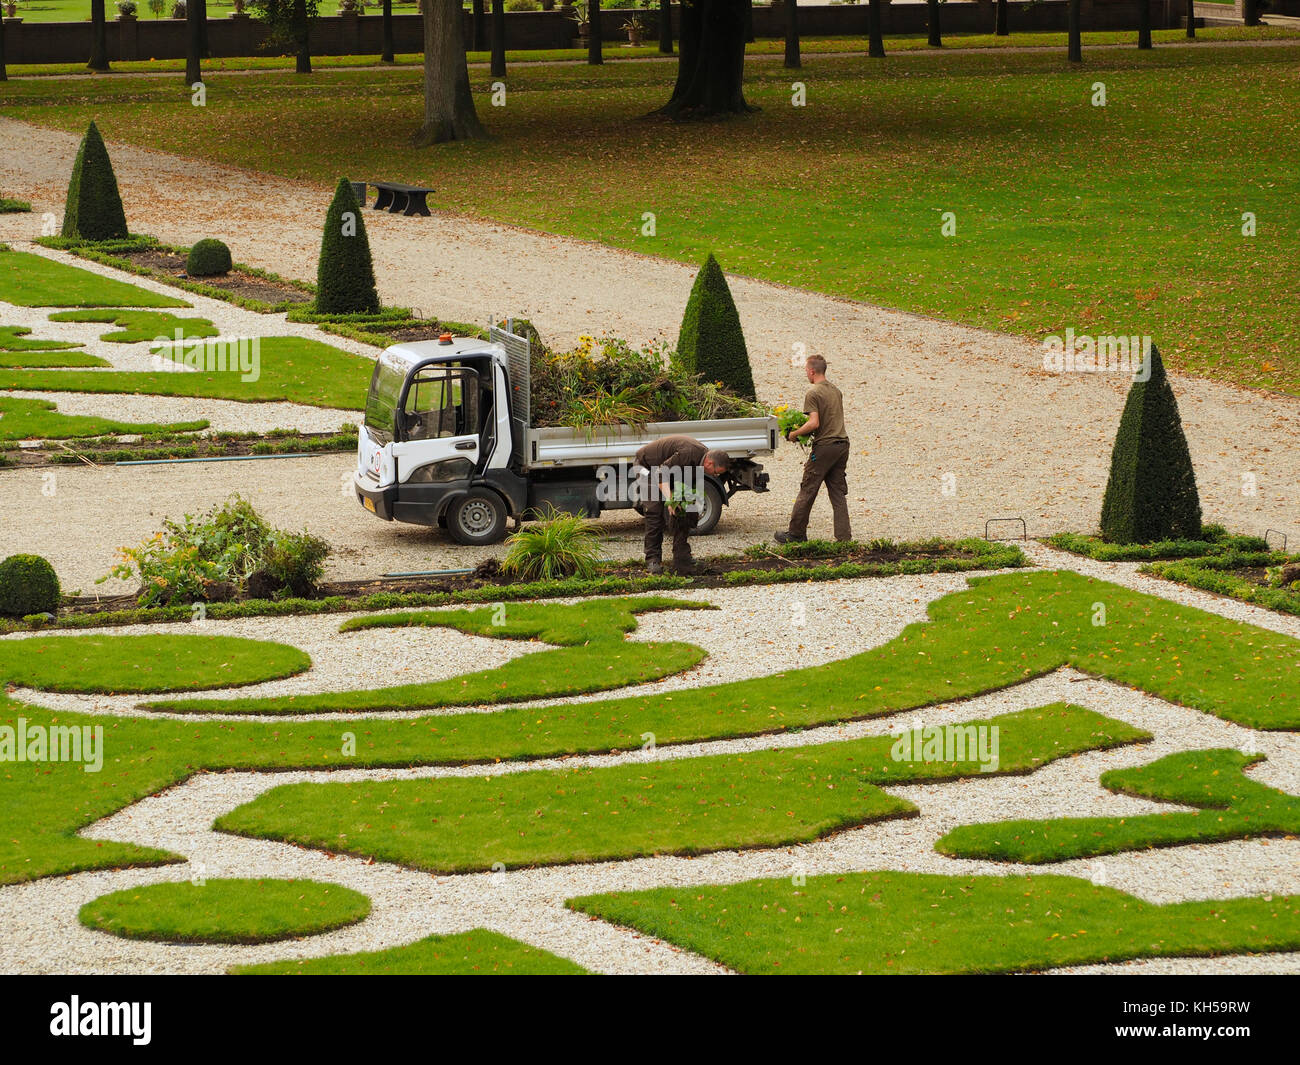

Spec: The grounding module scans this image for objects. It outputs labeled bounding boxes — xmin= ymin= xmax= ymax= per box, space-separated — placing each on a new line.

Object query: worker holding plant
xmin=776 ymin=355 xmax=852 ymax=544
xmin=634 ymin=435 xmax=732 ymax=575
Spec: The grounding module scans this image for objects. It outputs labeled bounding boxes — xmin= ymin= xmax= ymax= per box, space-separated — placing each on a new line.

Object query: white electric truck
xmin=353 ymin=324 xmax=777 ymax=545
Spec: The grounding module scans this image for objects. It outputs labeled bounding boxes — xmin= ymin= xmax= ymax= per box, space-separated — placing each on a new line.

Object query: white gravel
xmin=1 ymin=568 xmax=1298 ymax=976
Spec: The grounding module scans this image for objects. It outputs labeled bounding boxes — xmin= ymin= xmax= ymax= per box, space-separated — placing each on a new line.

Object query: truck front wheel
xmin=447 ymin=489 xmax=507 ymax=545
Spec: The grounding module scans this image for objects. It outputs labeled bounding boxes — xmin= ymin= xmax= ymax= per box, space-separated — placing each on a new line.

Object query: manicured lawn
xmin=0 ymin=325 xmax=83 ymax=352
xmin=215 ymin=705 xmax=1146 ymax=873
xmin=4 ymin=44 xmax=1298 ymax=390
xmin=936 ymin=748 xmax=1300 ymax=862
xmin=0 ymin=632 xmax=310 ymax=692
xmin=0 ymin=395 xmax=208 ymax=441
xmin=78 ymin=878 xmax=370 ymax=944
xmin=231 ymin=928 xmax=589 ymax=974
xmin=145 ymin=597 xmax=713 ymax=714
xmin=0 ymin=336 xmax=373 ymax=409
xmin=0 ymin=350 xmax=109 ymax=367
xmin=47 ymin=308 xmax=219 ymax=343
xmin=567 ymin=870 xmax=1300 ymax=974
xmin=0 ymin=248 xmax=188 ymax=308
xmin=3 ymin=570 xmax=1297 ymax=888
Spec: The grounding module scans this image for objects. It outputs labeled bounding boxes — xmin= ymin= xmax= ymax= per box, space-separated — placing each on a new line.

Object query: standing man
xmin=776 ymin=355 xmax=852 ymax=543
xmin=634 ymin=434 xmax=732 ymax=574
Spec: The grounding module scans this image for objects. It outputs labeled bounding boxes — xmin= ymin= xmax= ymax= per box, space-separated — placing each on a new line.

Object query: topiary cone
xmin=61 ymin=121 xmax=129 ymax=242
xmin=676 ymin=252 xmax=756 ymax=401
xmin=315 ymin=177 xmax=380 ymax=315
xmin=1099 ymin=342 xmax=1202 ymax=544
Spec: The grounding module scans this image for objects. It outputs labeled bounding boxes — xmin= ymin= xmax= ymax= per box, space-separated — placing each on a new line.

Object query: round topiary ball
xmin=0 ymin=554 xmax=61 ymax=618
xmin=186 ymin=238 xmax=233 ymax=278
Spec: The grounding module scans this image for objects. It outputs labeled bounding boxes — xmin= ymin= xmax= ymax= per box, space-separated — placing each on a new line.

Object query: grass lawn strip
xmin=144 ymin=597 xmax=714 ymax=714
xmin=213 ymin=705 xmax=1147 ymax=874
xmin=47 ymin=309 xmax=219 ymax=344
xmin=78 ymin=878 xmax=370 ymax=944
xmin=0 ymin=633 xmax=311 ymax=694
xmin=0 ymin=351 xmax=109 ymax=368
xmin=0 ymin=336 xmax=372 ymax=410
xmin=5 ymin=571 xmax=1299 ymax=886
xmin=0 ymin=248 xmax=188 ymax=308
xmin=0 ymin=396 xmax=208 ymax=441
xmin=936 ymin=748 xmax=1300 ymax=862
xmin=0 ymin=325 xmax=84 ymax=352
xmin=566 ymin=870 xmax=1300 ymax=974
xmin=230 ymin=928 xmax=589 ymax=974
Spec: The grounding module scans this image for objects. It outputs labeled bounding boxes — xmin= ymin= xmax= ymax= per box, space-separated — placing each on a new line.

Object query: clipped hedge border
xmin=1043 ymin=529 xmax=1270 ymax=562
xmin=0 ymin=539 xmax=1028 ymax=633
xmin=1141 ymin=556 xmax=1300 ymax=617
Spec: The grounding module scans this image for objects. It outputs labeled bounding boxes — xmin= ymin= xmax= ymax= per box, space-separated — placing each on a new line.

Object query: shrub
xmin=0 ymin=199 xmax=33 ymax=214
xmin=676 ymin=252 xmax=757 ymax=401
xmin=316 ymin=177 xmax=380 ymax=314
xmin=0 ymin=554 xmax=61 ymax=617
xmin=505 ymin=0 xmax=539 ymax=8
xmin=501 ymin=506 xmax=601 ymax=581
xmin=186 ymin=238 xmax=232 ymax=277
xmin=171 ymin=1 xmax=185 ymax=16
xmin=100 ymin=495 xmax=331 ymax=605
xmin=117 ymin=0 xmax=137 ymax=14
xmin=61 ymin=121 xmax=129 ymax=243
xmin=1099 ymin=343 xmax=1202 ymax=544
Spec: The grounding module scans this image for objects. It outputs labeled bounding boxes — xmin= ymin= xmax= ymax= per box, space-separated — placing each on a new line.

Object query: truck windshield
xmin=364 ymin=360 xmax=405 ymax=445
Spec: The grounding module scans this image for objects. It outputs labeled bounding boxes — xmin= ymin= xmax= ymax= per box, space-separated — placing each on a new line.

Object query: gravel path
xmin=1 ymin=568 xmax=1298 ymax=975
xmin=2 ymin=118 xmax=1297 ymax=592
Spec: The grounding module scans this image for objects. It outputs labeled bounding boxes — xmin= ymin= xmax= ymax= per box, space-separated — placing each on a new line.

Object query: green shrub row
xmin=1045 ymin=526 xmax=1270 ymax=561
xmin=1142 ymin=560 xmax=1300 ymax=617
xmin=724 ymin=541 xmax=1027 ymax=585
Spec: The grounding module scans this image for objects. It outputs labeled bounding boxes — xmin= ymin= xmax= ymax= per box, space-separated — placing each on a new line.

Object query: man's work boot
xmin=774 ymin=531 xmax=806 ymax=545
xmin=672 ymin=557 xmax=695 ymax=576
xmin=646 ymin=560 xmax=664 ymax=575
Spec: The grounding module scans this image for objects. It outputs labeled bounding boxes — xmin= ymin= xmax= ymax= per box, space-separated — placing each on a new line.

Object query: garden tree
xmin=186 ymin=0 xmax=202 ymax=83
xmin=316 ymin=178 xmax=380 ymax=314
xmin=412 ymin=0 xmax=485 ymax=144
xmin=1138 ymin=0 xmax=1152 ymax=48
xmin=491 ymin=0 xmax=506 ymax=77
xmin=382 ymin=0 xmax=395 ymax=62
xmin=472 ymin=0 xmax=487 ymax=52
xmin=589 ymin=0 xmax=603 ymax=65
xmin=676 ymin=253 xmax=757 ymax=401
xmin=89 ymin=0 xmax=111 ymax=72
xmin=656 ymin=0 xmax=753 ymax=118
xmin=61 ymin=122 xmax=130 ymax=242
xmin=1068 ymin=0 xmax=1081 ymax=62
xmin=867 ymin=0 xmax=885 ymax=58
xmin=994 ymin=0 xmax=1007 ymax=36
xmin=1099 ymin=344 xmax=1203 ymax=544
xmin=926 ymin=0 xmax=941 ymax=47
xmin=785 ymin=0 xmax=801 ymax=68
xmin=659 ymin=0 xmax=674 ymax=53
xmin=1243 ymin=0 xmax=1259 ymax=25
xmin=248 ymin=0 xmax=318 ymax=74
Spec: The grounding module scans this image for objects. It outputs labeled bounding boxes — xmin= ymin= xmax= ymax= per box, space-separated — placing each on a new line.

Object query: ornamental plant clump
xmin=675 ymin=252 xmax=757 ymax=402
xmin=61 ymin=121 xmax=129 ymax=243
xmin=774 ymin=404 xmax=810 ymax=448
xmin=100 ymin=495 xmax=330 ymax=606
xmin=316 ymin=178 xmax=380 ymax=315
xmin=501 ymin=506 xmax=602 ymax=581
xmin=1099 ymin=343 xmax=1203 ymax=544
xmin=186 ymin=238 xmax=233 ymax=277
xmin=0 ymin=554 xmax=61 ymax=617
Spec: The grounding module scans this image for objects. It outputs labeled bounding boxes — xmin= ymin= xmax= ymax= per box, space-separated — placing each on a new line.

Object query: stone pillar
xmin=117 ymin=13 xmax=139 ymax=60
xmin=340 ymin=10 xmax=361 ymax=54
xmin=3 ymin=17 xmax=21 ymax=65
xmin=230 ymin=11 xmax=252 ymax=57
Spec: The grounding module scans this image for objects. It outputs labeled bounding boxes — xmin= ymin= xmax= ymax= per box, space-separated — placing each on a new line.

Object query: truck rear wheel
xmin=447 ymin=489 xmax=507 ymax=545
xmin=695 ymin=480 xmax=725 ymax=536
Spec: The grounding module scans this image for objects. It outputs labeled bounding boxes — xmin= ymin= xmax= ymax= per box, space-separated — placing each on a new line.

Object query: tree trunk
xmin=659 ymin=0 xmax=673 ymax=53
xmin=995 ymin=0 xmax=1007 ymax=35
xmin=1242 ymin=0 xmax=1258 ymax=25
xmin=491 ymin=0 xmax=505 ymax=76
xmin=926 ymin=0 xmax=940 ymax=46
xmin=1185 ymin=0 xmax=1195 ymax=37
xmin=413 ymin=0 xmax=486 ymax=144
xmin=185 ymin=2 xmax=202 ymax=82
xmin=197 ymin=0 xmax=209 ymax=58
xmin=867 ymin=0 xmax=885 ymax=57
xmin=472 ymin=0 xmax=487 ymax=52
xmin=1137 ymin=0 xmax=1151 ymax=47
xmin=0 ymin=14 xmax=8 ymax=83
xmin=743 ymin=0 xmax=753 ymax=43
xmin=656 ymin=0 xmax=752 ymax=118
xmin=588 ymin=0 xmax=603 ymax=64
xmin=1068 ymin=0 xmax=1081 ymax=62
xmin=89 ymin=0 xmax=111 ymax=71
xmin=293 ymin=0 xmax=311 ymax=73
xmin=784 ymin=0 xmax=800 ymax=68
xmin=382 ymin=0 xmax=395 ymax=61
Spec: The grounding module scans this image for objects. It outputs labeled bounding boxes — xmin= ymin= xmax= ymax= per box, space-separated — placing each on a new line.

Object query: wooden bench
xmin=366 ymin=180 xmax=434 ymax=218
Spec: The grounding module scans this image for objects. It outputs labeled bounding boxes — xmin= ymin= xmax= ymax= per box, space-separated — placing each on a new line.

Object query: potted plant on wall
xmin=624 ymin=12 xmax=645 ymax=45
xmin=3 ymin=1 xmax=17 ymax=17
xmin=117 ymin=0 xmax=137 ymax=17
